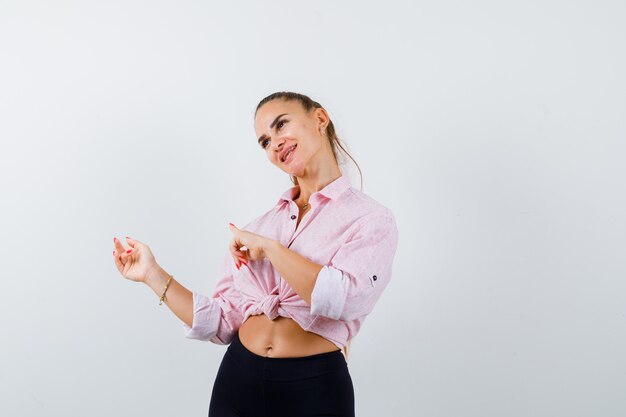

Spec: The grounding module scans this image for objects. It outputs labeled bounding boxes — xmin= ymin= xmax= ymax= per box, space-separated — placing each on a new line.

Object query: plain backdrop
xmin=1 ymin=1 xmax=625 ymax=416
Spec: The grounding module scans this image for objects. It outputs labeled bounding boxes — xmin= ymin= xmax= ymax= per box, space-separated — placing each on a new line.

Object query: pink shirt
xmin=180 ymin=173 xmax=399 ymax=351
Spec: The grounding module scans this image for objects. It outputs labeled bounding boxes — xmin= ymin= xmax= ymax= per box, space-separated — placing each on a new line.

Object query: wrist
xmin=145 ymin=263 xmax=167 ymax=289
xmin=263 ymin=238 xmax=281 ymax=259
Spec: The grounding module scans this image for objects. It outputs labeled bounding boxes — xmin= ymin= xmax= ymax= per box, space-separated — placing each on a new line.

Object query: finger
xmin=118 ymin=247 xmax=134 ymax=264
xmin=125 ymin=236 xmax=138 ymax=248
xmin=229 ymin=238 xmax=243 ymax=269
xmin=229 ymin=236 xmax=245 ymax=258
xmin=112 ymin=250 xmax=124 ymax=271
xmin=236 ymin=253 xmax=248 ymax=267
xmin=228 ymin=225 xmax=250 ymax=267
xmin=229 ymin=224 xmax=251 ymax=248
xmin=229 ymin=252 xmax=241 ymax=269
xmin=237 ymin=249 xmax=249 ymax=264
xmin=113 ymin=237 xmax=127 ymax=252
xmin=228 ymin=223 xmax=245 ymax=249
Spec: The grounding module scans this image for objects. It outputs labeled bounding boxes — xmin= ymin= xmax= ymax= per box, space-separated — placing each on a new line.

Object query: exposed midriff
xmin=238 ymin=313 xmax=341 ymax=358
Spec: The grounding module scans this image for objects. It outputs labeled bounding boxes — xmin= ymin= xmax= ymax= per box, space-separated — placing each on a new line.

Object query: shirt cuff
xmin=181 ymin=291 xmax=221 ymax=341
xmin=310 ymin=265 xmax=348 ymax=320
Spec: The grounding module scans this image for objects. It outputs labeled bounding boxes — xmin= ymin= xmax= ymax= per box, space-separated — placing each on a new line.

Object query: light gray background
xmin=1 ymin=1 xmax=625 ymax=416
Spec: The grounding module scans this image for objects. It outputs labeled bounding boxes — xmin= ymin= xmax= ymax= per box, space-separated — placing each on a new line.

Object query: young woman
xmin=112 ymin=91 xmax=399 ymax=417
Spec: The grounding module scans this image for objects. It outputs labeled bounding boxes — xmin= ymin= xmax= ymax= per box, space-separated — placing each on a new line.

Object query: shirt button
xmin=291 ymin=214 xmax=297 ymax=220
xmin=373 ymin=275 xmax=377 ymax=281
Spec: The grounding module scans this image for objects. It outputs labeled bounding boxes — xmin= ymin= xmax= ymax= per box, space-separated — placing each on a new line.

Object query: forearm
xmin=145 ymin=264 xmax=194 ymax=328
xmin=264 ymin=239 xmax=323 ymax=305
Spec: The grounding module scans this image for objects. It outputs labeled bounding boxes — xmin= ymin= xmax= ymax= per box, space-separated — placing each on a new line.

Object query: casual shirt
xmin=180 ymin=173 xmax=399 ymax=351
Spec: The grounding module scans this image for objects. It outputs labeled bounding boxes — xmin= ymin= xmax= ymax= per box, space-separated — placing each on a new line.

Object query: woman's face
xmin=254 ymin=99 xmax=330 ymax=177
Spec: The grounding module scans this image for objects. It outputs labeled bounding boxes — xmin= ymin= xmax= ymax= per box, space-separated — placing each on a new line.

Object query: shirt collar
xmin=276 ymin=173 xmax=351 ymax=205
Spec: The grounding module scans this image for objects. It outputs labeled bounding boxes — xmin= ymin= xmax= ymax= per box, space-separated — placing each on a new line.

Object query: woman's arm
xmin=265 ymin=211 xmax=399 ymax=322
xmin=144 ymin=264 xmax=194 ymax=328
xmin=228 ymin=223 xmax=323 ymax=305
xmin=263 ymin=240 xmax=323 ymax=305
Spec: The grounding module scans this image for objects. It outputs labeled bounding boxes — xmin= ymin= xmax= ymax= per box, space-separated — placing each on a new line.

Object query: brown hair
xmin=255 ymin=91 xmax=361 ymax=361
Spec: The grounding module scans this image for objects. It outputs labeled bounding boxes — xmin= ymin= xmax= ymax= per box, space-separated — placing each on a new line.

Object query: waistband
xmin=226 ymin=331 xmax=347 ymax=382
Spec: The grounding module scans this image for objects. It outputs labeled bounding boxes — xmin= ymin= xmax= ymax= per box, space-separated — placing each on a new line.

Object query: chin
xmin=279 ymin=162 xmax=304 ymax=177
xmin=288 ymin=167 xmax=305 ymax=178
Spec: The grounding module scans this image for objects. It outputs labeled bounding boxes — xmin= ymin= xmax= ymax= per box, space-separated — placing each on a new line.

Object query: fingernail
xmin=235 ymin=263 xmax=240 ymax=270
xmin=239 ymin=259 xmax=248 ymax=266
xmin=113 ymin=250 xmax=115 ymax=255
xmin=113 ymin=237 xmax=117 ymax=242
xmin=229 ymin=223 xmax=234 ymax=227
xmin=126 ymin=249 xmax=132 ymax=253
xmin=126 ymin=236 xmax=131 ymax=240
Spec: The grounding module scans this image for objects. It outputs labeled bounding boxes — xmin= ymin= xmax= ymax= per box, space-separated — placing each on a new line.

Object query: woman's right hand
xmin=112 ymin=236 xmax=158 ymax=283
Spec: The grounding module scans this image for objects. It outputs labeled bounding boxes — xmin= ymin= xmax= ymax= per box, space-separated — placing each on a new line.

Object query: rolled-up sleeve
xmin=181 ymin=253 xmax=245 ymax=344
xmin=310 ymin=211 xmax=399 ymax=322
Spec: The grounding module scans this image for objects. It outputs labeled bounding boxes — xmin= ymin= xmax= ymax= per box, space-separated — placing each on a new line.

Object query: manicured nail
xmin=125 ymin=236 xmax=131 ymax=240
xmin=239 ymin=259 xmax=248 ymax=266
xmin=229 ymin=223 xmax=234 ymax=227
xmin=113 ymin=250 xmax=115 ymax=255
xmin=126 ymin=249 xmax=132 ymax=253
xmin=113 ymin=237 xmax=117 ymax=242
xmin=235 ymin=262 xmax=240 ymax=270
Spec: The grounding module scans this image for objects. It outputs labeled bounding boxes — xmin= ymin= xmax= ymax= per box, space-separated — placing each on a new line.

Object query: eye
xmin=261 ymin=120 xmax=287 ymax=149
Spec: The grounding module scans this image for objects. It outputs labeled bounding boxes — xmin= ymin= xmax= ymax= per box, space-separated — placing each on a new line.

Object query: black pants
xmin=208 ymin=331 xmax=355 ymax=417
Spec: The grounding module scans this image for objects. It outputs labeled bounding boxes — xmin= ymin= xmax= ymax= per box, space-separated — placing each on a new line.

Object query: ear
xmin=314 ymin=107 xmax=330 ymax=131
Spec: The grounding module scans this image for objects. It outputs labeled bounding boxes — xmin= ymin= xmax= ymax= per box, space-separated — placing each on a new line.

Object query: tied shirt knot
xmin=260 ymin=293 xmax=281 ymax=320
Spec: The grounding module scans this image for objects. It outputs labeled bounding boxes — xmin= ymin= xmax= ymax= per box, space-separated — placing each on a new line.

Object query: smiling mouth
xmin=281 ymin=145 xmax=297 ymax=163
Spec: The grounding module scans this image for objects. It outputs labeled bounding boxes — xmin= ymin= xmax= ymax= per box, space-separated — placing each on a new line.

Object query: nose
xmin=271 ymin=137 xmax=286 ymax=153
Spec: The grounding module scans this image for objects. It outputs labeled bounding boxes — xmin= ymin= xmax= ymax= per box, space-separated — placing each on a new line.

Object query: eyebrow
xmin=257 ymin=113 xmax=289 ymax=145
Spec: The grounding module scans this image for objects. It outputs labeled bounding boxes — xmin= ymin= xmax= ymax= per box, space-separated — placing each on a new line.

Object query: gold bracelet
xmin=159 ymin=274 xmax=173 ymax=305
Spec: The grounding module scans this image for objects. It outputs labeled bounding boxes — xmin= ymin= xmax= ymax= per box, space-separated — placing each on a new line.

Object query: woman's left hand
xmin=228 ymin=223 xmax=273 ymax=266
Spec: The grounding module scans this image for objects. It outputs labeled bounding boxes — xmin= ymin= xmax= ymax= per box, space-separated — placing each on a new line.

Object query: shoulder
xmin=340 ymin=186 xmax=397 ymax=225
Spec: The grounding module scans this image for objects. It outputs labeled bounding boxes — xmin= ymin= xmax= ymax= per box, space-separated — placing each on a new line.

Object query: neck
xmin=294 ymin=164 xmax=342 ymax=203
